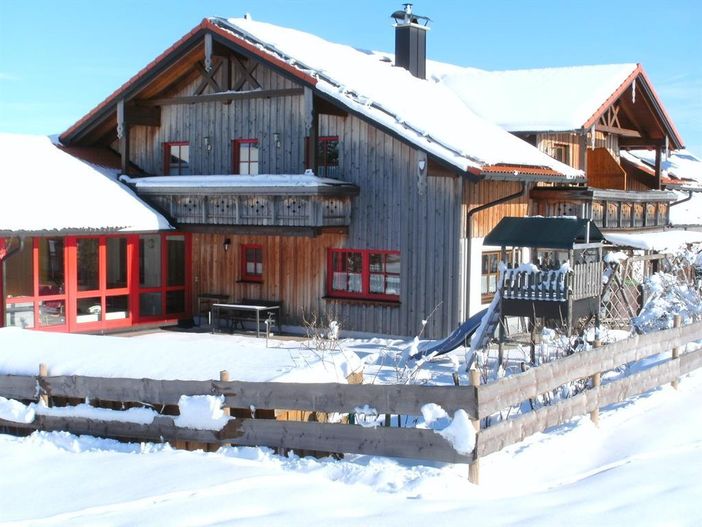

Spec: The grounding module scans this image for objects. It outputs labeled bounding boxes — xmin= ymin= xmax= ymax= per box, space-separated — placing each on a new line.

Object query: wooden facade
xmin=116 ymin=51 xmax=465 ymax=337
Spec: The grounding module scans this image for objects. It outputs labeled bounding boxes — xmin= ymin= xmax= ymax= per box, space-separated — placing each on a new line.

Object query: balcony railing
xmin=123 ymin=174 xmax=358 ymax=229
xmin=531 ymin=187 xmax=674 ymax=230
xmin=502 ymin=262 xmax=602 ymax=302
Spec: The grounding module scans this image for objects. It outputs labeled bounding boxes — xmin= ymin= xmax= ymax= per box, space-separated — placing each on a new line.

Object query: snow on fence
xmin=1 ymin=319 xmax=702 ymax=483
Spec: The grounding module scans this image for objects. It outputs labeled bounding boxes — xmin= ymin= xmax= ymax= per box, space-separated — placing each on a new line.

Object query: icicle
xmin=632 ymin=78 xmax=636 ymax=104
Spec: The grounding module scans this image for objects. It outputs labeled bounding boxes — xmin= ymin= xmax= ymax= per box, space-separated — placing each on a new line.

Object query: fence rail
xmin=1 ymin=319 xmax=702 ymax=483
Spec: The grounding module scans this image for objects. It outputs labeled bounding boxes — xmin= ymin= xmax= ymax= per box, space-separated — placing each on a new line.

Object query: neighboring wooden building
xmin=439 ymin=62 xmax=690 ymax=312
xmin=51 ymin=11 xmax=580 ymax=338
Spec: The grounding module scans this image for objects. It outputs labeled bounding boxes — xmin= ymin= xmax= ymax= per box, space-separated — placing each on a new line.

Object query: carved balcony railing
xmin=531 ymin=187 xmax=674 ymax=230
xmin=122 ymin=174 xmax=359 ymax=230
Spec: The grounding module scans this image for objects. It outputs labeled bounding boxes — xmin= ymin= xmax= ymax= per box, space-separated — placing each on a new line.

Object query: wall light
xmin=223 ymin=238 xmax=231 ymax=252
xmin=273 ymin=132 xmax=281 ymax=149
xmin=204 ymin=136 xmax=212 ymax=152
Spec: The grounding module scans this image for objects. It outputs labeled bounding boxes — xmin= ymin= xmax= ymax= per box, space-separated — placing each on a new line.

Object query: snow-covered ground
xmin=0 ymin=327 xmax=361 ymax=383
xmin=1 ymin=366 xmax=701 ymax=526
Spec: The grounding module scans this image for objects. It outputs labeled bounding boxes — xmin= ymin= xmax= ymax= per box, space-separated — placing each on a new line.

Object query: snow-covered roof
xmin=0 ymin=134 xmax=171 ymax=234
xmin=209 ymin=17 xmax=582 ymax=180
xmin=122 ymin=173 xmax=358 ymax=195
xmin=604 ymin=230 xmax=702 ymax=252
xmin=436 ymin=63 xmax=638 ymax=132
xmin=623 ymin=149 xmax=702 ymax=187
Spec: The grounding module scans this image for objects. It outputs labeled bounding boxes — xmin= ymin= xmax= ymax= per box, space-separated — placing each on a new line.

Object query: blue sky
xmin=1 ymin=0 xmax=700 ymax=154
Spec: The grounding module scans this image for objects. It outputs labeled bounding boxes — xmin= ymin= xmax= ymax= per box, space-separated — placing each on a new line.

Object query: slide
xmin=413 ymin=308 xmax=488 ymax=358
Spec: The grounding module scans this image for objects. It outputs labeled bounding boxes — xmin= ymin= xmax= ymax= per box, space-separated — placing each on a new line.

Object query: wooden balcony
xmin=124 ymin=174 xmax=359 ymax=232
xmin=531 ymin=187 xmax=675 ymax=230
xmin=502 ymin=262 xmax=602 ymax=303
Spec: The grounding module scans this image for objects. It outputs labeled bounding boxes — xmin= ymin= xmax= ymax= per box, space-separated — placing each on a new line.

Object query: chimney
xmin=390 ymin=4 xmax=430 ymax=79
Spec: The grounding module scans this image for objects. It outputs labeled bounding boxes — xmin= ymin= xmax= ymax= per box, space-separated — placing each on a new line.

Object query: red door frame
xmin=3 ymin=233 xmax=191 ymax=333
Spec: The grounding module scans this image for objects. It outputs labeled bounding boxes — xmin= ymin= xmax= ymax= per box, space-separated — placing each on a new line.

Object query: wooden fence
xmin=1 ymin=319 xmax=702 ymax=483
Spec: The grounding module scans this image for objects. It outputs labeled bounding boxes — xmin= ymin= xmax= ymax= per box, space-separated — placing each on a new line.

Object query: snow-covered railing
xmin=501 ymin=262 xmax=602 ymax=302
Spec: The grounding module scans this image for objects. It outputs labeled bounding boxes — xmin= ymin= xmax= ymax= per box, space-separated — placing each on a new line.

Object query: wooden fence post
xmin=590 ymin=340 xmax=602 ymax=426
xmin=468 ymin=367 xmax=481 ymax=485
xmin=220 ymin=370 xmax=231 ymax=448
xmin=38 ymin=363 xmax=49 ymax=406
xmin=672 ymin=315 xmax=682 ymax=390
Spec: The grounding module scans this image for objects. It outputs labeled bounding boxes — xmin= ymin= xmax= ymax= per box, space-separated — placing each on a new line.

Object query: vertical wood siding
xmin=464 ymin=180 xmax=530 ymax=238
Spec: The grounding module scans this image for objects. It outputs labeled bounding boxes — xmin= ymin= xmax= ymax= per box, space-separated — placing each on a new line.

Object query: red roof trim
xmin=582 ymin=64 xmax=684 ymax=149
xmin=205 ymin=20 xmax=316 ymax=86
xmin=60 ymin=19 xmax=317 ymax=145
xmin=480 ymin=164 xmax=565 ymax=177
xmin=583 ymin=64 xmax=640 ymax=130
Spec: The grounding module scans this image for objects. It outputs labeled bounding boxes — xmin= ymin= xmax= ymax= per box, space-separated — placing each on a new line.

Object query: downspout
xmin=669 ymin=189 xmax=693 ymax=209
xmin=667 ymin=189 xmax=694 ymax=228
xmin=0 ymin=236 xmax=24 ymax=328
xmin=465 ymin=181 xmax=528 ymax=317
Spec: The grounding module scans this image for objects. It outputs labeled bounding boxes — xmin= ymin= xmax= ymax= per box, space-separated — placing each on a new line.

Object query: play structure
xmin=417 ymin=217 xmax=605 ymax=362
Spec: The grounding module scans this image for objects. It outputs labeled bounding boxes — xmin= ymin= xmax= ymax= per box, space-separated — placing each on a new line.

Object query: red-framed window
xmin=327 ymin=249 xmax=400 ymax=301
xmin=163 ymin=142 xmax=190 ymax=175
xmin=3 ymin=234 xmax=191 ymax=332
xmin=232 ymin=139 xmax=259 ymax=175
xmin=240 ymin=243 xmax=263 ymax=282
xmin=305 ymin=136 xmax=339 ymax=178
xmin=137 ymin=234 xmax=190 ymax=321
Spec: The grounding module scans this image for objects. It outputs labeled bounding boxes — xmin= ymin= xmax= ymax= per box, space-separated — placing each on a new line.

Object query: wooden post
xmin=590 ymin=340 xmax=602 ymax=426
xmin=468 ymin=367 xmax=481 ymax=485
xmin=220 ymin=370 xmax=231 ymax=448
xmin=38 ymin=363 xmax=49 ymax=406
xmin=672 ymin=315 xmax=681 ymax=390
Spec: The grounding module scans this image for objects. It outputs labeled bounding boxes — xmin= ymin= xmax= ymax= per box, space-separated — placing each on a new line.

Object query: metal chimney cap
xmin=390 ymin=3 xmax=430 ymax=26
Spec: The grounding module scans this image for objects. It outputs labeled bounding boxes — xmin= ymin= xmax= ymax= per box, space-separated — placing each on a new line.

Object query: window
xmin=241 ymin=244 xmax=263 ymax=282
xmin=138 ymin=234 xmax=189 ymax=318
xmin=481 ymin=251 xmax=519 ymax=303
xmin=481 ymin=252 xmax=501 ymax=303
xmin=306 ymin=136 xmax=339 ymax=178
xmin=327 ymin=249 xmax=400 ymax=301
xmin=551 ymin=143 xmax=570 ymax=166
xmin=317 ymin=136 xmax=339 ymax=178
xmin=232 ymin=139 xmax=259 ymax=175
xmin=164 ymin=142 xmax=190 ymax=175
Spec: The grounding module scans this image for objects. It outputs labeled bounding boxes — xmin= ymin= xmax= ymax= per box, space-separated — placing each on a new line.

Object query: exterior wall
xmin=536 ymin=131 xmax=619 ymax=171
xmin=192 ymin=232 xmax=345 ymax=326
xmin=461 ymin=180 xmax=530 ymax=317
xmin=129 ymin=66 xmax=305 ymax=176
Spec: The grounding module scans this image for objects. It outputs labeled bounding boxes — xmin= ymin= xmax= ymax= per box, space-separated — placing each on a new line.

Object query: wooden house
xmin=4 ymin=8 xmax=692 ymax=338
xmin=8 ymin=9 xmax=579 ymax=339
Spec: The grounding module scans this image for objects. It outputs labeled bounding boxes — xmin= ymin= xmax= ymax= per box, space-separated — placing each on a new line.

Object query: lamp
xmin=204 ymin=136 xmax=212 ymax=152
xmin=273 ymin=132 xmax=281 ymax=149
xmin=223 ymin=238 xmax=231 ymax=252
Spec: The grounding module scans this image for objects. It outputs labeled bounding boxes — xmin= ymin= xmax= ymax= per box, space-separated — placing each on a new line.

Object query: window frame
xmin=480 ymin=250 xmax=519 ymax=304
xmin=240 ymin=243 xmax=264 ymax=282
xmin=232 ymin=139 xmax=260 ymax=175
xmin=163 ymin=141 xmax=190 ymax=176
xmin=551 ymin=143 xmax=571 ymax=166
xmin=326 ymin=248 xmax=400 ymax=302
xmin=305 ymin=136 xmax=340 ymax=178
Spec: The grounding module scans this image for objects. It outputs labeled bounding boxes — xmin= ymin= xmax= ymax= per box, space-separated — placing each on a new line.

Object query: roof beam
xmin=139 ymin=87 xmax=304 ymax=106
xmin=594 ymin=124 xmax=641 ymax=138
